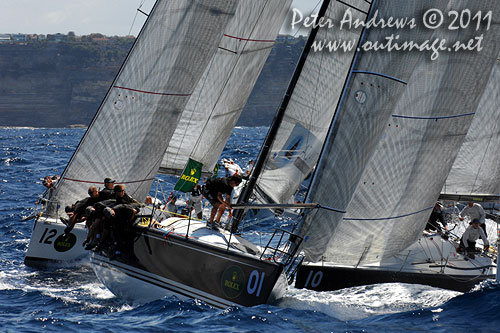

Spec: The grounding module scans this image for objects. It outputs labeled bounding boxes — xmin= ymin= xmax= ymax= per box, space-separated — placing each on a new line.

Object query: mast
xmin=231 ymin=0 xmax=332 ymax=233
xmin=302 ymin=0 xmax=376 ymax=210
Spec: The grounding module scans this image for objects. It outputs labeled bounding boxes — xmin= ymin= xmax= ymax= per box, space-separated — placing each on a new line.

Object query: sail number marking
xmin=304 ymin=270 xmax=323 ymax=288
xmin=247 ymin=270 xmax=265 ymax=297
xmin=39 ymin=228 xmax=57 ymax=244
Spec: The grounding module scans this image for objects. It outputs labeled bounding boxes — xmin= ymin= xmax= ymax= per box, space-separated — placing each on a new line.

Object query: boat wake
xmin=278 ymin=283 xmax=460 ymax=321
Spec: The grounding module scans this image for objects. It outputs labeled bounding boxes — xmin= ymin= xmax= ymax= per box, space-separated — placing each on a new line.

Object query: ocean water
xmin=1 ymin=127 xmax=499 ymax=332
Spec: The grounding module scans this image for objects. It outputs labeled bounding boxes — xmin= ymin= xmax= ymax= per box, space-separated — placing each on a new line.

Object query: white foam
xmin=0 ymin=270 xmax=37 ymax=291
xmin=278 ymin=283 xmax=460 ymax=321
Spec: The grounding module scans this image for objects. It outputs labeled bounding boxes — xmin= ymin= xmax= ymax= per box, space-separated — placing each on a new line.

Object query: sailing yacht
xmin=25 ymin=0 xmax=304 ymax=308
xmin=292 ymin=1 xmax=500 ymax=292
xmin=218 ymin=0 xmax=500 ymax=293
xmin=25 ymin=0 xmax=241 ymax=266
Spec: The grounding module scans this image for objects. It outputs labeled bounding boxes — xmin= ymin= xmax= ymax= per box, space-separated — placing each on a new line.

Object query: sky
xmin=1 ymin=0 xmax=318 ymax=36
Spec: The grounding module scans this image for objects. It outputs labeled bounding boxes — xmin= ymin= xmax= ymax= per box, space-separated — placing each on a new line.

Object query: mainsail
xmin=50 ymin=0 xmax=238 ymax=215
xmin=320 ymin=4 xmax=500 ymax=265
xmin=442 ymin=57 xmax=500 ymax=197
xmin=159 ymin=0 xmax=292 ymax=175
xmin=298 ymin=0 xmax=459 ymax=262
xmin=253 ymin=0 xmax=370 ymax=205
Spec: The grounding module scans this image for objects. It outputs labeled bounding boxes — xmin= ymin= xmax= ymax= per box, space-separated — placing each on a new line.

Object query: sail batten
xmin=113 ymin=85 xmax=192 ymax=97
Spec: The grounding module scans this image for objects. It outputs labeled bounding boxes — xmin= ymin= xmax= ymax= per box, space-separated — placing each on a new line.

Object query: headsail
xmin=50 ymin=0 xmax=238 ymax=215
xmin=159 ymin=0 xmax=293 ymax=176
xmin=253 ymin=0 xmax=370 ymax=206
xmin=320 ymin=5 xmax=500 ymax=265
xmin=298 ymin=0 xmax=461 ymax=262
xmin=442 ymin=57 xmax=500 ymax=198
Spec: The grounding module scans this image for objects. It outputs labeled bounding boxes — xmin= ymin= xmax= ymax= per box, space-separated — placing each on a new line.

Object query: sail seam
xmin=352 ymin=70 xmax=407 ymax=85
xmin=392 ymin=112 xmax=475 ymax=120
xmin=343 ymin=206 xmax=433 ymax=221
xmin=113 ymin=85 xmax=191 ymax=97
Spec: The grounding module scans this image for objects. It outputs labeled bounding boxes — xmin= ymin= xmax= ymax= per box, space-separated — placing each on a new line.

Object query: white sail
xmin=159 ymin=0 xmax=292 ymax=175
xmin=254 ymin=0 xmax=371 ymax=205
xmin=442 ymin=58 xmax=500 ymax=197
xmin=299 ymin=0 xmax=465 ymax=262
xmin=50 ymin=0 xmax=238 ymax=214
xmin=322 ymin=12 xmax=500 ymax=266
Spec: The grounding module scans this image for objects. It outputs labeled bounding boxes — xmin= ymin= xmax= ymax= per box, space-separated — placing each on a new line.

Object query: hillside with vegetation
xmin=0 ymin=34 xmax=305 ymax=128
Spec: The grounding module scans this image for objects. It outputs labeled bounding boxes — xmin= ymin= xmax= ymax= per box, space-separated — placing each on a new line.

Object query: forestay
xmin=442 ymin=57 xmax=500 ymax=197
xmin=319 ymin=1 xmax=500 ymax=266
xmin=299 ymin=0 xmax=456 ymax=262
xmin=50 ymin=0 xmax=238 ymax=215
xmin=254 ymin=0 xmax=370 ymax=205
xmin=159 ymin=0 xmax=292 ymax=176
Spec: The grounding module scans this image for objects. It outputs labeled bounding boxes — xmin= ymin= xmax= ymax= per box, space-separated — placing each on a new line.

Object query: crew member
xmin=188 ymin=184 xmax=203 ymax=219
xmin=99 ymin=178 xmax=116 ymax=200
xmin=459 ymin=202 xmax=487 ymax=236
xmin=202 ymin=174 xmax=242 ymax=229
xmin=165 ymin=196 xmax=178 ymax=217
xmin=459 ymin=218 xmax=489 ymax=253
xmin=114 ymin=184 xmax=139 ymax=207
xmin=425 ymin=202 xmax=446 ymax=233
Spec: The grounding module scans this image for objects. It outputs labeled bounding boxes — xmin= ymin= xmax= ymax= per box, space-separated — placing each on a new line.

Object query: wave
xmin=279 ymin=283 xmax=460 ymax=321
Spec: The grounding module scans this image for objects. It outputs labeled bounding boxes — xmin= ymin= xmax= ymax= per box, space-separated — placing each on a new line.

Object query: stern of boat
xmin=24 ymin=216 xmax=88 ymax=267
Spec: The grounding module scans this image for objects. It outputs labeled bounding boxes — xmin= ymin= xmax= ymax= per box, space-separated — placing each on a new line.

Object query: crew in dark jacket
xmin=202 ymin=174 xmax=242 ymax=229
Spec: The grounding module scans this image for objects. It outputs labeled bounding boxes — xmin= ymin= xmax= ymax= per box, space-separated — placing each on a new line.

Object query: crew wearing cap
xmin=99 ymin=178 xmax=116 ymax=200
xmin=460 ymin=218 xmax=489 ymax=252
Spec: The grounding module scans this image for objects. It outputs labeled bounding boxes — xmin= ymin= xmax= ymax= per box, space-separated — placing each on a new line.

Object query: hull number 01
xmin=247 ymin=270 xmax=265 ymax=297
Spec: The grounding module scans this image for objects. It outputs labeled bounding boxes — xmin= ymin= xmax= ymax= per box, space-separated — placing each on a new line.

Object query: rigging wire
xmin=128 ymin=0 xmax=148 ymax=36
xmin=289 ymin=0 xmax=322 ymax=38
